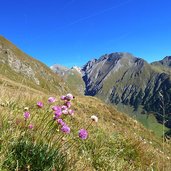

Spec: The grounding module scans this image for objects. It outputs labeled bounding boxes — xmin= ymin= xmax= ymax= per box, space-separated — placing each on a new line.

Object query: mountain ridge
xmin=81 ymin=52 xmax=171 ymax=129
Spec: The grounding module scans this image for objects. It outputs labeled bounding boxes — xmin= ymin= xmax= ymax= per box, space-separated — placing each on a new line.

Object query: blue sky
xmin=0 ymin=0 xmax=171 ymax=67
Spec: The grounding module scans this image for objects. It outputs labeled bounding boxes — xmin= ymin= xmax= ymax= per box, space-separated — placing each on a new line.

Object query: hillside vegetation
xmin=0 ymin=78 xmax=171 ymax=170
xmin=0 ymin=36 xmax=69 ymax=94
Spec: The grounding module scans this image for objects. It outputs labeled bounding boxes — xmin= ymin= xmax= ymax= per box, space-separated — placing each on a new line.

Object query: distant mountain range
xmin=50 ymin=64 xmax=85 ymax=94
xmin=81 ymin=52 xmax=171 ymax=128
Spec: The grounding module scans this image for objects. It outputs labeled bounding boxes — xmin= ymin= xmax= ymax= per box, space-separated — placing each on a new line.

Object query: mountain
xmin=51 ymin=64 xmax=85 ymax=94
xmin=1 ymin=36 xmax=171 ymax=170
xmin=82 ymin=52 xmax=171 ymax=128
xmin=152 ymin=56 xmax=171 ymax=68
xmin=0 ymin=35 xmax=69 ymax=94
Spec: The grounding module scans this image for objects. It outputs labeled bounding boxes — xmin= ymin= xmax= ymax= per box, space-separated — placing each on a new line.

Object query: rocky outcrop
xmin=1 ymin=48 xmax=39 ymax=85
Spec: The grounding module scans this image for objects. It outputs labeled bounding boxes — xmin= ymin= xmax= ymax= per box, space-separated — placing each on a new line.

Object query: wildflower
xmin=61 ymin=125 xmax=70 ymax=134
xmin=65 ymin=93 xmax=74 ymax=101
xmin=54 ymin=109 xmax=62 ymax=117
xmin=53 ymin=110 xmax=62 ymax=120
xmin=52 ymin=106 xmax=61 ymax=112
xmin=62 ymin=109 xmax=68 ymax=115
xmin=91 ymin=115 xmax=98 ymax=122
xmin=78 ymin=129 xmax=88 ymax=140
xmin=61 ymin=105 xmax=68 ymax=110
xmin=37 ymin=101 xmax=43 ymax=108
xmin=28 ymin=124 xmax=34 ymax=129
xmin=60 ymin=95 xmax=66 ymax=100
xmin=48 ymin=97 xmax=56 ymax=103
xmin=65 ymin=101 xmax=71 ymax=108
xmin=24 ymin=111 xmax=30 ymax=120
xmin=53 ymin=115 xmax=59 ymax=120
xmin=68 ymin=109 xmax=74 ymax=116
xmin=57 ymin=119 xmax=65 ymax=126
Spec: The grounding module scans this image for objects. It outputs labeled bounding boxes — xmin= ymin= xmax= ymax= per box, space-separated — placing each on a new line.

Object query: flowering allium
xmin=57 ymin=119 xmax=65 ymax=126
xmin=66 ymin=101 xmax=71 ymax=108
xmin=24 ymin=111 xmax=30 ymax=120
xmin=48 ymin=97 xmax=56 ymax=103
xmin=28 ymin=124 xmax=34 ymax=129
xmin=91 ymin=115 xmax=98 ymax=122
xmin=65 ymin=93 xmax=74 ymax=101
xmin=78 ymin=129 xmax=88 ymax=140
xmin=37 ymin=101 xmax=43 ymax=108
xmin=68 ymin=109 xmax=74 ymax=116
xmin=61 ymin=125 xmax=70 ymax=134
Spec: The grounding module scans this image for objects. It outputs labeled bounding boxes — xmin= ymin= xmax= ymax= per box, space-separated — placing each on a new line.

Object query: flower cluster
xmin=23 ymin=93 xmax=98 ymax=140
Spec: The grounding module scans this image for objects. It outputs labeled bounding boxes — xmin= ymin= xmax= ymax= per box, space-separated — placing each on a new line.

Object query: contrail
xmin=68 ymin=0 xmax=133 ymax=26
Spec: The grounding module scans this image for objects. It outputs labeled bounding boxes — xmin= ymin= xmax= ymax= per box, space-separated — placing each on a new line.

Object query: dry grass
xmin=0 ymin=83 xmax=171 ymax=170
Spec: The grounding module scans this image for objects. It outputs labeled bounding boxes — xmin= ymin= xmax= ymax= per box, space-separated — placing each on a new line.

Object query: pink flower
xmin=54 ymin=109 xmax=62 ymax=117
xmin=61 ymin=105 xmax=68 ymax=110
xmin=52 ymin=106 xmax=61 ymax=111
xmin=48 ymin=97 xmax=56 ymax=103
xmin=53 ymin=110 xmax=62 ymax=120
xmin=37 ymin=101 xmax=43 ymax=108
xmin=53 ymin=115 xmax=59 ymax=120
xmin=57 ymin=119 xmax=65 ymax=126
xmin=24 ymin=111 xmax=30 ymax=120
xmin=68 ymin=109 xmax=74 ymax=116
xmin=78 ymin=129 xmax=88 ymax=140
xmin=62 ymin=109 xmax=68 ymax=115
xmin=60 ymin=95 xmax=66 ymax=100
xmin=61 ymin=125 xmax=70 ymax=134
xmin=65 ymin=101 xmax=71 ymax=108
xmin=28 ymin=124 xmax=34 ymax=129
xmin=65 ymin=93 xmax=74 ymax=101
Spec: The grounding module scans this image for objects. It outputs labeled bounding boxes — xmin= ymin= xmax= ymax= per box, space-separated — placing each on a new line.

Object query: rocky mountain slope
xmin=82 ymin=52 xmax=171 ymax=128
xmin=0 ymin=36 xmax=68 ymax=94
xmin=51 ymin=64 xmax=85 ymax=94
xmin=152 ymin=56 xmax=171 ymax=68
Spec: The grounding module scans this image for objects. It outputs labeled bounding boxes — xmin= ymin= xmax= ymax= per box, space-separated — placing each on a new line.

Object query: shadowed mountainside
xmin=82 ymin=52 xmax=171 ymax=128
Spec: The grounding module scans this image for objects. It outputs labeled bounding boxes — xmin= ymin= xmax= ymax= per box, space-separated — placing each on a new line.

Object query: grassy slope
xmin=0 ymin=35 xmax=69 ymax=94
xmin=0 ymin=80 xmax=171 ymax=170
xmin=64 ymin=69 xmax=85 ymax=95
xmin=116 ymin=104 xmax=169 ymax=137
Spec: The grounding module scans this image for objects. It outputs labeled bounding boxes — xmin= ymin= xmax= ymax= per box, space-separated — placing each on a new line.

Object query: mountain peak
xmin=151 ymin=56 xmax=171 ymax=67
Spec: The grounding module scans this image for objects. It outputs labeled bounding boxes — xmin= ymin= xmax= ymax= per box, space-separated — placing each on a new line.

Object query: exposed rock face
xmin=82 ymin=52 xmax=171 ymax=127
xmin=2 ymin=48 xmax=39 ymax=85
